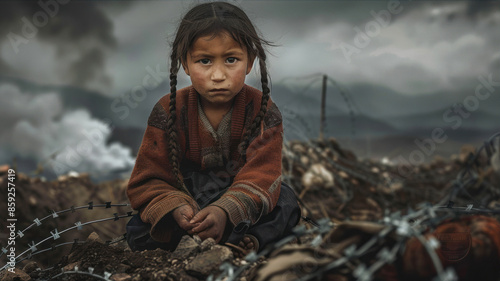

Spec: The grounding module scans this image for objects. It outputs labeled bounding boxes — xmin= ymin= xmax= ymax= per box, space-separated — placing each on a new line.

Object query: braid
xmin=167 ymin=50 xmax=188 ymax=193
xmin=239 ymin=44 xmax=271 ymax=162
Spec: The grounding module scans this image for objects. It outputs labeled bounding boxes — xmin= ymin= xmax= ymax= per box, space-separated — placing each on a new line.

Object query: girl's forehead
xmin=190 ymin=32 xmax=246 ymax=53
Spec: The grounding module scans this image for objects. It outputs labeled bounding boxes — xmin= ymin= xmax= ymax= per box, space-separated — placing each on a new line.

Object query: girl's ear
xmin=246 ymin=55 xmax=256 ymax=75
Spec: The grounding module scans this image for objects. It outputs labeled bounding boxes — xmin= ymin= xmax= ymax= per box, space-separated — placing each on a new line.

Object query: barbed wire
xmin=210 ymin=133 xmax=500 ymax=281
xmin=13 ymin=235 xmax=127 ymax=266
xmin=0 ymin=201 xmax=130 ymax=260
xmin=1 ymin=132 xmax=498 ymax=280
xmin=39 ymin=266 xmax=112 ymax=281
xmin=0 ymin=210 xmax=133 ymax=272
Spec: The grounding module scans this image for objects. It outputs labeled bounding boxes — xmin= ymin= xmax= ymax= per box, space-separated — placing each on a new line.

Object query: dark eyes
xmin=197 ymin=58 xmax=209 ymax=64
xmin=197 ymin=57 xmax=238 ymax=64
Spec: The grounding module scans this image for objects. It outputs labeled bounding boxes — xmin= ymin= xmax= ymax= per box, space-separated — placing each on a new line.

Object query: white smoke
xmin=0 ymin=83 xmax=135 ymax=178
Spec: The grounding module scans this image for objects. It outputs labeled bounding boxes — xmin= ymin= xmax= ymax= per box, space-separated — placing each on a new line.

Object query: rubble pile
xmin=1 ymin=137 xmax=500 ymax=281
xmin=282 ymin=138 xmax=500 ymax=222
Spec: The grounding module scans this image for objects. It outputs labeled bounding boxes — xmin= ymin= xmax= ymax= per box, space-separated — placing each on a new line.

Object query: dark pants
xmin=126 ymin=162 xmax=301 ymax=252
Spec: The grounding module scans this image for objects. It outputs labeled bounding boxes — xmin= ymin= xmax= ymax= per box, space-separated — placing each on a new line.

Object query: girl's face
xmin=182 ymin=31 xmax=254 ymax=111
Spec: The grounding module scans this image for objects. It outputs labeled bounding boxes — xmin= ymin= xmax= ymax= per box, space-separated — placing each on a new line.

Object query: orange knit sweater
xmin=127 ymin=84 xmax=283 ymax=242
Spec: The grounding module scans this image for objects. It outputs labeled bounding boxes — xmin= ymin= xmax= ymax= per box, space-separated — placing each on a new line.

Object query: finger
xmin=186 ymin=223 xmax=201 ymax=235
xmin=183 ymin=207 xmax=196 ymax=219
xmin=191 ymin=219 xmax=213 ymax=233
xmin=178 ymin=220 xmax=195 ymax=232
xmin=197 ymin=228 xmax=219 ymax=242
xmin=190 ymin=209 xmax=209 ymax=224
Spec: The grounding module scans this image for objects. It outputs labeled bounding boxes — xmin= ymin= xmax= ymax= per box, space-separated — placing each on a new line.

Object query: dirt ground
xmin=1 ymin=139 xmax=500 ymax=281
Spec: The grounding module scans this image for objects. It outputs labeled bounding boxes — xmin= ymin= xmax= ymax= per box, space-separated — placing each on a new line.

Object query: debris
xmin=185 ymin=245 xmax=233 ymax=278
xmin=0 ymin=268 xmax=31 ymax=281
xmin=2 ymin=137 xmax=500 ymax=281
xmin=0 ymin=165 xmax=9 ymax=175
xmin=110 ymin=273 xmax=132 ymax=281
xmin=171 ymin=235 xmax=201 ymax=260
xmin=87 ymin=232 xmax=105 ymax=244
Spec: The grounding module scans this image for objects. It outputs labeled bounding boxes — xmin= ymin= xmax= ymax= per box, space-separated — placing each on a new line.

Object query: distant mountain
xmin=337 ymin=127 xmax=497 ymax=161
xmin=345 ymin=82 xmax=500 ymax=120
xmin=2 ymin=75 xmax=497 ymax=163
xmin=286 ymin=113 xmax=399 ymax=139
xmin=380 ymin=106 xmax=500 ymax=132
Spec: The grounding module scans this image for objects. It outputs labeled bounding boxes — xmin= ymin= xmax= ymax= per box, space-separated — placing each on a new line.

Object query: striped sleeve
xmin=127 ymin=101 xmax=198 ymax=242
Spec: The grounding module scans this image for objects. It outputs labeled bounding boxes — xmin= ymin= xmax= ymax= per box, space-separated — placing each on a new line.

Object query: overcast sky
xmin=1 ymin=0 xmax=499 ymax=96
xmin=0 ymin=0 xmax=499 ymax=178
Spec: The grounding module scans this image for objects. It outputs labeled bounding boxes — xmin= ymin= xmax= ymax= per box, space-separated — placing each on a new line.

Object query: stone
xmin=172 ymin=235 xmax=201 ymax=260
xmin=185 ymin=245 xmax=233 ymax=278
xmin=21 ymin=261 xmax=40 ymax=274
xmin=86 ymin=232 xmax=105 ymax=244
xmin=0 ymin=268 xmax=31 ymax=281
xmin=110 ymin=273 xmax=132 ymax=281
xmin=0 ymin=165 xmax=9 ymax=175
xmin=200 ymin=238 xmax=216 ymax=251
xmin=63 ymin=262 xmax=80 ymax=271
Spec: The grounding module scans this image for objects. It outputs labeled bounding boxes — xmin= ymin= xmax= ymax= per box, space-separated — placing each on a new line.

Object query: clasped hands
xmin=172 ymin=204 xmax=228 ymax=243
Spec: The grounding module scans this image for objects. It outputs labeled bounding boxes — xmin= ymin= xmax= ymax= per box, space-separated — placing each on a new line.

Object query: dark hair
xmin=167 ymin=1 xmax=274 ymax=190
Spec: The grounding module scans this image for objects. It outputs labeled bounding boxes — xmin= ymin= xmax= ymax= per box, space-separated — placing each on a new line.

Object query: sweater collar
xmin=187 ymin=85 xmax=247 ymax=163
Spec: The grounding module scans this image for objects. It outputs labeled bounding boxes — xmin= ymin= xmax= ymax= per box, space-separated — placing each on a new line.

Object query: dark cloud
xmin=0 ymin=1 xmax=117 ymax=92
xmin=37 ymin=3 xmax=116 ymax=47
xmin=466 ymin=1 xmax=500 ymax=20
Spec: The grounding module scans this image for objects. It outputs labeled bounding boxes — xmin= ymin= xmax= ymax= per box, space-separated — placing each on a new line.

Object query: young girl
xmin=126 ymin=1 xmax=300 ymax=255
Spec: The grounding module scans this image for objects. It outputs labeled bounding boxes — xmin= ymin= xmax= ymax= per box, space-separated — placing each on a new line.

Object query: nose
xmin=211 ymin=63 xmax=226 ymax=82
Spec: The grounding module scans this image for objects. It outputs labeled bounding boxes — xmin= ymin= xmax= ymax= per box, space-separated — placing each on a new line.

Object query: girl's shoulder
xmin=147 ymin=86 xmax=193 ymax=130
xmin=155 ymin=86 xmax=194 ymax=110
xmin=242 ymin=84 xmax=279 ymax=111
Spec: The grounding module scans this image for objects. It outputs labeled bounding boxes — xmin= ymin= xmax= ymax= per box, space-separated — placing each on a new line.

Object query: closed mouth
xmin=209 ymin=88 xmax=229 ymax=92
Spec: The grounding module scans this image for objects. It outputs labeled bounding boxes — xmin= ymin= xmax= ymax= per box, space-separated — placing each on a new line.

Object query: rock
xmin=0 ymin=165 xmax=9 ymax=175
xmin=390 ymin=182 xmax=403 ymax=192
xmin=63 ymin=262 xmax=80 ymax=271
xmin=338 ymin=171 xmax=349 ymax=179
xmin=200 ymin=238 xmax=216 ymax=251
xmin=172 ymin=235 xmax=201 ymax=260
xmin=21 ymin=261 xmax=40 ymax=274
xmin=115 ymin=263 xmax=131 ymax=273
xmin=178 ymin=272 xmax=199 ymax=281
xmin=193 ymin=235 xmax=202 ymax=245
xmin=491 ymin=147 xmax=500 ymax=176
xmin=185 ymin=245 xmax=233 ymax=278
xmin=459 ymin=144 xmax=475 ymax=163
xmin=0 ymin=268 xmax=31 ymax=281
xmin=110 ymin=273 xmax=132 ymax=281
xmin=86 ymin=232 xmax=105 ymax=244
xmin=301 ymin=164 xmax=335 ymax=190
